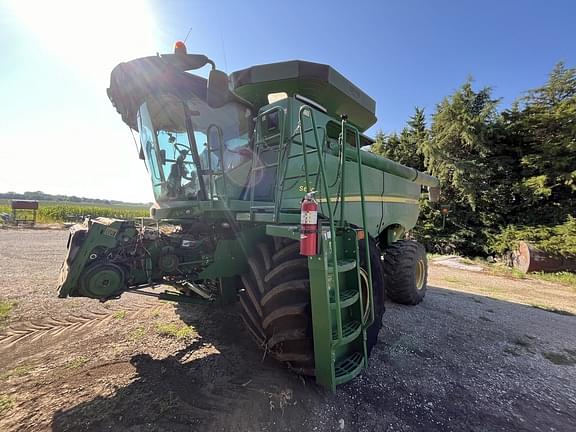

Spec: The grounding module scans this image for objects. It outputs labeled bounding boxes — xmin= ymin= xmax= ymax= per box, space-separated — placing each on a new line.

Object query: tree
xmin=372 ymin=107 xmax=427 ymax=171
xmin=499 ymin=62 xmax=576 ymax=225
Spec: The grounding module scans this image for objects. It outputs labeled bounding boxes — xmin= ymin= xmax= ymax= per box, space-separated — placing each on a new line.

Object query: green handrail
xmin=346 ymin=122 xmax=375 ymax=327
xmin=206 ymin=124 xmax=228 ymax=203
xmin=250 ymin=106 xmax=285 ymax=221
xmin=298 ymin=105 xmax=343 ymax=341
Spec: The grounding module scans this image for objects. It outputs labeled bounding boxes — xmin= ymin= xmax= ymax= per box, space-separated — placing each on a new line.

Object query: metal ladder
xmin=297 ymin=106 xmax=374 ymax=391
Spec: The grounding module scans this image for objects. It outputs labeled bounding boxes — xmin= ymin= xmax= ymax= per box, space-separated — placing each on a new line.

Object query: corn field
xmin=0 ymin=202 xmax=149 ymax=223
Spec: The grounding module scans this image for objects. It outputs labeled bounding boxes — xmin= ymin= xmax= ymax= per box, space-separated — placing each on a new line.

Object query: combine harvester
xmin=58 ymin=42 xmax=439 ymax=391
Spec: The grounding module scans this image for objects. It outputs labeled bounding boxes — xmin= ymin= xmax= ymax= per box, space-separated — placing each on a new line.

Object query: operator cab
xmin=137 ymin=93 xmax=252 ymax=202
xmin=107 ymin=42 xmax=254 ymax=204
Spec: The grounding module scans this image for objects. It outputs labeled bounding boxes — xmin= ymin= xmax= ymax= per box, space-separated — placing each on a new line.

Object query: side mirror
xmin=207 ymin=69 xmax=229 ymax=108
xmin=159 ymin=149 xmax=166 ymax=165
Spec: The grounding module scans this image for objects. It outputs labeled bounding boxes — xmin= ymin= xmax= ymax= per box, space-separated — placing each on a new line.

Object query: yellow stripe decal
xmin=318 ymin=195 xmax=419 ymax=204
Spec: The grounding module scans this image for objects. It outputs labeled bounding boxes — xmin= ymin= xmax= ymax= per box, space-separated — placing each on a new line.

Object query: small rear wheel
xmin=382 ymin=240 xmax=427 ymax=305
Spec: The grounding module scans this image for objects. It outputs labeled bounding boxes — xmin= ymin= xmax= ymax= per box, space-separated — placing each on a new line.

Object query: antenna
xmin=183 ymin=27 xmax=193 ymax=44
xmin=219 ymin=25 xmax=228 ymax=72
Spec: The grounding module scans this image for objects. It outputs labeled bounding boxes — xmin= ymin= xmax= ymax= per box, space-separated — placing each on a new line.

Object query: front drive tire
xmin=239 ymin=237 xmax=385 ymax=376
xmin=382 ymin=240 xmax=428 ymax=305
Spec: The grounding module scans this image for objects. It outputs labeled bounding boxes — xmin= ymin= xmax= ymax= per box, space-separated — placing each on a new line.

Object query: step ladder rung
xmin=329 ymin=286 xmax=359 ymax=309
xmin=251 ymin=163 xmax=279 ymax=170
xmin=328 ymin=259 xmax=356 ymax=273
xmin=331 ymin=319 xmax=362 ymax=344
xmin=334 ymin=351 xmax=365 ymax=385
xmin=250 ymin=206 xmax=276 ymax=211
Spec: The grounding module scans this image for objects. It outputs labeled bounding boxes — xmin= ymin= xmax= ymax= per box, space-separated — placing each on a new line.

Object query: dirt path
xmin=1 ymin=229 xmax=575 ymax=431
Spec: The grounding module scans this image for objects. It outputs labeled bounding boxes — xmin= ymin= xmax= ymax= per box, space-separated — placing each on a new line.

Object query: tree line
xmin=372 ymin=62 xmax=575 ymax=257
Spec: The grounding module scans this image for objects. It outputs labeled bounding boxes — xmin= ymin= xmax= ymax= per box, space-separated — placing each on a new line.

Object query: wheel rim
xmin=359 ymin=267 xmax=371 ymax=324
xmin=415 ymin=258 xmax=425 ymax=291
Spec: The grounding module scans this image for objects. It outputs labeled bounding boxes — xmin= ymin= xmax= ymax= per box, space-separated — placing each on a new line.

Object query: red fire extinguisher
xmin=300 ymin=192 xmax=319 ymax=256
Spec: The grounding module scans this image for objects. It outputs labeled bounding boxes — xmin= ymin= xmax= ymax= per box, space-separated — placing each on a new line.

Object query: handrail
xmin=344 ymin=121 xmax=374 ymax=326
xmin=298 ymin=105 xmax=343 ymax=341
xmin=250 ymin=106 xmax=285 ymax=221
xmin=206 ymin=124 xmax=228 ymax=203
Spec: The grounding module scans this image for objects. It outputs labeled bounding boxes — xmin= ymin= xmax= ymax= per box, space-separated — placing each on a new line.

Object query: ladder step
xmin=331 ymin=319 xmax=362 ymax=344
xmin=252 ymin=163 xmax=279 ymax=170
xmin=334 ymin=351 xmax=365 ymax=385
xmin=328 ymin=259 xmax=356 ymax=273
xmin=250 ymin=206 xmax=275 ymax=211
xmin=329 ymin=286 xmax=359 ymax=308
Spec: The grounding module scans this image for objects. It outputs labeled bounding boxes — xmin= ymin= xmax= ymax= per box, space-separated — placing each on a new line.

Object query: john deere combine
xmin=57 ymin=42 xmax=439 ymax=391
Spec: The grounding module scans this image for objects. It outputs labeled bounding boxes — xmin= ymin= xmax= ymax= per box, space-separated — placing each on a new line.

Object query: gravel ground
xmin=0 ymin=228 xmax=575 ymax=431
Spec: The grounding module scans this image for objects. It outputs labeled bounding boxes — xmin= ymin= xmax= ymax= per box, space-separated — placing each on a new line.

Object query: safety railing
xmin=298 ymin=105 xmax=345 ymax=340
xmin=206 ymin=124 xmax=228 ymax=203
xmin=249 ymin=106 xmax=286 ymax=221
xmin=341 ymin=119 xmax=374 ymax=327
xmin=298 ymin=107 xmax=375 ymax=339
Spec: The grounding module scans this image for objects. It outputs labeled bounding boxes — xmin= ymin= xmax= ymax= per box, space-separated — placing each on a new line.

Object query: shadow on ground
xmin=51 ymin=287 xmax=576 ymax=432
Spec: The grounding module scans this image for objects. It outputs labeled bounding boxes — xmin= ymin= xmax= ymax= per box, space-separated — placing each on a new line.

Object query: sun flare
xmin=8 ymin=0 xmax=158 ymax=82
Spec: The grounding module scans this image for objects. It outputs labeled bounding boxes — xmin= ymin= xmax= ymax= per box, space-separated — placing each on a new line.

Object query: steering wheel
xmin=174 ymin=142 xmax=192 ymax=156
xmin=173 ymin=143 xmax=196 ymax=181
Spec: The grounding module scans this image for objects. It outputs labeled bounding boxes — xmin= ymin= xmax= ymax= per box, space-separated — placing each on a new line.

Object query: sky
xmin=0 ymin=0 xmax=574 ymax=203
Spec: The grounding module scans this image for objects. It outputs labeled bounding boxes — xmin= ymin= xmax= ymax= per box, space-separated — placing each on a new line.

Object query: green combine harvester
xmin=57 ymin=41 xmax=440 ymax=391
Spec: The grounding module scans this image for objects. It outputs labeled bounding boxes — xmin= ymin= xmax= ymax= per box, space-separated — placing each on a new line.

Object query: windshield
xmin=137 ymin=93 xmax=252 ymax=202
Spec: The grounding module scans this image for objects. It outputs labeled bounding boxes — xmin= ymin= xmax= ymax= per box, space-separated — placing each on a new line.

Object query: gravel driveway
xmin=0 ymin=229 xmax=575 ymax=431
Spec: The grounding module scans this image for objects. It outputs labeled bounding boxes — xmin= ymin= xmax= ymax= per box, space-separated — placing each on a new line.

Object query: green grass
xmin=0 ymin=395 xmax=13 ymax=415
xmin=112 ymin=310 xmax=126 ymax=320
xmin=0 ymin=201 xmax=148 ymax=224
xmin=542 ymin=351 xmax=576 ymax=366
xmin=66 ymin=356 xmax=89 ymax=369
xmin=155 ymin=322 xmax=195 ymax=340
xmin=0 ymin=365 xmax=34 ymax=381
xmin=129 ymin=327 xmax=147 ymax=341
xmin=531 ymin=271 xmax=576 ymax=288
xmin=465 ymin=258 xmax=575 ymax=288
xmin=0 ymin=301 xmax=16 ymax=322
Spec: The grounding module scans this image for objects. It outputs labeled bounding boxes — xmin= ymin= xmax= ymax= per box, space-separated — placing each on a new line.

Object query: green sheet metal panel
xmin=231 ymin=61 xmax=377 ymax=132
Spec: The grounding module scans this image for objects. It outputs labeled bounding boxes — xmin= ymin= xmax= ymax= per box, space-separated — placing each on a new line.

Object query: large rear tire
xmin=382 ymin=240 xmax=428 ymax=305
xmin=239 ymin=237 xmax=385 ymax=375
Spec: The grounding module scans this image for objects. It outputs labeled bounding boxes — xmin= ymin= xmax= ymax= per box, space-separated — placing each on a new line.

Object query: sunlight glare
xmin=8 ymin=0 xmax=158 ymax=83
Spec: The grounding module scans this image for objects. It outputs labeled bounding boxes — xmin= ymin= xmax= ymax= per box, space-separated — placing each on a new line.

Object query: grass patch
xmin=0 ymin=365 xmax=34 ymax=381
xmin=155 ymin=322 xmax=195 ymax=340
xmin=470 ymin=258 xmax=576 ymax=288
xmin=542 ymin=351 xmax=576 ymax=366
xmin=531 ymin=271 xmax=576 ymax=288
xmin=0 ymin=301 xmax=16 ymax=321
xmin=530 ymin=304 xmax=575 ymax=316
xmin=443 ymin=276 xmax=465 ymax=284
xmin=112 ymin=310 xmax=126 ymax=319
xmin=66 ymin=356 xmax=89 ymax=369
xmin=129 ymin=327 xmax=146 ymax=341
xmin=0 ymin=395 xmax=13 ymax=414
